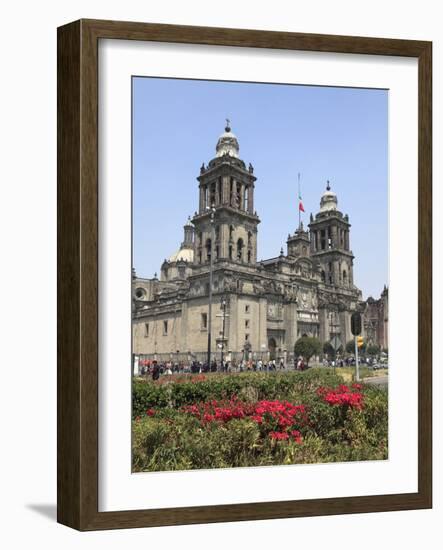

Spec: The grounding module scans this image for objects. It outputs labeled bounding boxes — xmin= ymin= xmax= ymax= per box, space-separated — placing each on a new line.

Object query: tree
xmin=367 ymin=344 xmax=380 ymax=357
xmin=346 ymin=340 xmax=355 ymax=354
xmin=294 ymin=336 xmax=322 ymax=365
xmin=323 ymin=341 xmax=334 ymax=356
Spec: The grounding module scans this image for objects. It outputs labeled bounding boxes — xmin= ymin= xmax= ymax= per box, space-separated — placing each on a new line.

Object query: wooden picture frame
xmin=57 ymin=19 xmax=432 ymax=530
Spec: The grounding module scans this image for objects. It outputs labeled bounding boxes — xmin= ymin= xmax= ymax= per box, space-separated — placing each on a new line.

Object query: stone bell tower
xmin=309 ymin=181 xmax=354 ymax=288
xmin=192 ymin=121 xmax=260 ymax=266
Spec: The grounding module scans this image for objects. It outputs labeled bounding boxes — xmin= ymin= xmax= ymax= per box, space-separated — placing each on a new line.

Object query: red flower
xmin=269 ymin=431 xmax=289 ymax=440
xmin=320 ymin=385 xmax=364 ymax=409
xmin=146 ymin=408 xmax=156 ymax=416
xmin=290 ymin=430 xmax=302 ymax=443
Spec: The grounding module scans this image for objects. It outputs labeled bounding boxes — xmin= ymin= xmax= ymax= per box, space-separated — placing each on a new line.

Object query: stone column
xmin=180 ymin=302 xmax=188 ymax=352
xmin=228 ymin=294 xmax=239 ymax=351
xmin=339 ymin=310 xmax=351 ymax=345
xmin=345 ymin=230 xmax=350 ymax=250
xmin=258 ymin=297 xmax=268 ymax=354
xmin=248 ymin=184 xmax=254 ymax=214
xmin=318 ymin=308 xmax=329 ymax=342
xmin=222 ymin=175 xmax=229 ymax=205
xmin=284 ymin=302 xmax=298 ymax=351
xmin=240 ymin=183 xmax=245 ymax=210
xmin=333 ymin=260 xmax=340 ymax=285
xmin=332 ymin=225 xmax=338 ymax=248
xmin=199 ymin=185 xmax=205 ymax=213
xmin=215 ymin=179 xmax=219 ymax=206
xmin=220 ymin=224 xmax=228 ymax=259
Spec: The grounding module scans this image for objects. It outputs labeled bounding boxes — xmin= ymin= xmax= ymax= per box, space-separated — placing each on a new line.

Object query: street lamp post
xmin=207 ymin=205 xmax=216 ymax=369
xmin=220 ymin=296 xmax=227 ymax=369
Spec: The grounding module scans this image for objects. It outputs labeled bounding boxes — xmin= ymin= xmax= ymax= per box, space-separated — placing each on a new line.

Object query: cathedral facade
xmin=132 ymin=123 xmax=387 ymax=363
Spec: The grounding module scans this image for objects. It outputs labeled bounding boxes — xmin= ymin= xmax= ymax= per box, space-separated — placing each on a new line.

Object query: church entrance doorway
xmin=268 ymin=337 xmax=277 ymax=360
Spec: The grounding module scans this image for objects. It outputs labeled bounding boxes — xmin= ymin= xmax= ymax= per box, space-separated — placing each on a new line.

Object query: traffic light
xmin=351 ymin=312 xmax=362 ymax=335
xmin=357 ymin=336 xmax=364 ymax=348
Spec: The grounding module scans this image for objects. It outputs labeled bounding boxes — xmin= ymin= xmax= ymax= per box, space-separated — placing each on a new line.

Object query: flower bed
xmin=132 ymin=370 xmax=388 ymax=472
xmin=181 ymin=397 xmax=308 ymax=442
xmin=132 ymin=368 xmax=345 ymax=417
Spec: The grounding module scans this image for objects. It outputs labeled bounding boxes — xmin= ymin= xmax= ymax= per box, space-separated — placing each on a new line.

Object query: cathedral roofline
xmin=311 ymin=248 xmax=354 ymax=259
xmin=310 ymin=210 xmax=349 ymax=223
xmin=198 ymin=157 xmax=255 ymax=180
xmin=192 ymin=205 xmax=260 ymax=223
xmin=287 ymin=229 xmax=310 ymax=243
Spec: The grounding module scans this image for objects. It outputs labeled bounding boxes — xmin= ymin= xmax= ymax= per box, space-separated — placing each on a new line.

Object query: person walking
xmin=152 ymin=360 xmax=160 ymax=381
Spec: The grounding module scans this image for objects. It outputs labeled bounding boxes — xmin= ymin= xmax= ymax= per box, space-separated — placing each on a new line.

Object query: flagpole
xmin=298 ymin=172 xmax=301 ymax=229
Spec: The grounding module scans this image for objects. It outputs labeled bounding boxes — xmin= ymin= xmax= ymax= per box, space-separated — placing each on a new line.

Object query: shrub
xmin=132 ymin=373 xmax=388 ymax=471
xmin=133 ymin=369 xmax=345 ymax=417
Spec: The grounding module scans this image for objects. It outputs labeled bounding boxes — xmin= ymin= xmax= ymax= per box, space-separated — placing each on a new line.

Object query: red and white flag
xmin=298 ymin=192 xmax=305 ymax=213
xmin=298 ymin=173 xmax=305 ymax=212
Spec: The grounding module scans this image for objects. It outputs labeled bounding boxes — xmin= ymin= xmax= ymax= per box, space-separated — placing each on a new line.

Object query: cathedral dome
xmin=215 ymin=120 xmax=239 ymax=158
xmin=319 ymin=181 xmax=338 ymax=212
xmin=168 ymin=247 xmax=194 ymax=263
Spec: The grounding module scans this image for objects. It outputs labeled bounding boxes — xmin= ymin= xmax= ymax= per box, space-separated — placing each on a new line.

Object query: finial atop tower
xmin=320 ymin=180 xmax=338 ymax=212
xmin=216 ymin=119 xmax=239 ymax=158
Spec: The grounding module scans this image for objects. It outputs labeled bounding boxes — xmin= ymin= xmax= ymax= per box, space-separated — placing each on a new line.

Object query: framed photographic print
xmin=57 ymin=19 xmax=432 ymax=530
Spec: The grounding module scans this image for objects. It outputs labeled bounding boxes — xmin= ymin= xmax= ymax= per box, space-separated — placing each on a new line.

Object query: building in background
xmin=362 ymin=286 xmax=389 ymax=350
xmin=132 ymin=123 xmax=387 ymax=364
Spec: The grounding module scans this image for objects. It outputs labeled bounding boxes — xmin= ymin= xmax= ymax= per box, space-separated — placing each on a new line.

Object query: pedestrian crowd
xmin=138 ymin=356 xmax=309 ymax=380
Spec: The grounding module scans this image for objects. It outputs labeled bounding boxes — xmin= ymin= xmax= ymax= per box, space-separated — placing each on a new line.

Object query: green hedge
xmin=132 ymin=380 xmax=389 ymax=471
xmin=132 ymin=369 xmax=344 ymax=418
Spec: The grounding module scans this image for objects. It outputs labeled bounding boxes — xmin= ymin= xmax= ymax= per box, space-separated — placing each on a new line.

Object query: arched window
xmin=342 ymin=269 xmax=347 ymax=286
xmin=218 ymin=177 xmax=222 ymax=204
xmin=215 ymin=245 xmax=219 ymax=259
xmin=247 ymin=231 xmax=252 ymax=245
xmin=321 ymin=270 xmax=326 ymax=282
xmin=247 ymin=250 xmax=251 ymax=263
xmin=237 ymin=238 xmax=244 ymax=261
xmin=327 ymin=227 xmax=333 ymax=249
xmin=320 ymin=229 xmax=326 ymax=250
xmin=206 ymin=238 xmax=212 ymax=261
xmin=244 ymin=187 xmax=249 ymax=211
xmin=229 ymin=225 xmax=234 ymax=241
xmin=236 ymin=183 xmax=242 ymax=208
xmin=229 ymin=245 xmax=233 ymax=260
xmin=209 ymin=183 xmax=216 ymax=206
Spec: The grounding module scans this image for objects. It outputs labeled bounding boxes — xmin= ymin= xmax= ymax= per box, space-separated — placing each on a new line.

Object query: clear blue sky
xmin=133 ymin=77 xmax=388 ymax=299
